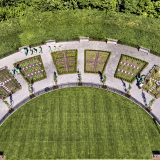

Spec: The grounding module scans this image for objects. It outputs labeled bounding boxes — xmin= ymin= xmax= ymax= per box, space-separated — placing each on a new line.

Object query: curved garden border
xmin=0 ymin=82 xmax=159 ymax=126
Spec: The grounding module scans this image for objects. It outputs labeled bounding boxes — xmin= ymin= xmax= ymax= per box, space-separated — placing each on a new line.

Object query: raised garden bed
xmin=84 ymin=50 xmax=110 ymax=73
xmin=114 ymin=54 xmax=148 ymax=83
xmin=143 ymin=65 xmax=160 ymax=98
xmin=51 ymin=50 xmax=77 ymax=74
xmin=0 ymin=67 xmax=21 ymax=99
xmin=14 ymin=55 xmax=46 ymax=83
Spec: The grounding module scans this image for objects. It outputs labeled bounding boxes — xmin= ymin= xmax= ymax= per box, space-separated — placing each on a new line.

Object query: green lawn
xmin=0 ymin=87 xmax=160 ymax=159
xmin=0 ymin=10 xmax=160 ymax=59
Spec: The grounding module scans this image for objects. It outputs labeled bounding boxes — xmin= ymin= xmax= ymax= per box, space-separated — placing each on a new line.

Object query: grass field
xmin=52 ymin=50 xmax=77 ymax=74
xmin=0 ymin=87 xmax=160 ymax=159
xmin=85 ymin=50 xmax=110 ymax=73
xmin=114 ymin=54 xmax=148 ymax=83
xmin=14 ymin=55 xmax=46 ymax=83
xmin=0 ymin=10 xmax=160 ymax=59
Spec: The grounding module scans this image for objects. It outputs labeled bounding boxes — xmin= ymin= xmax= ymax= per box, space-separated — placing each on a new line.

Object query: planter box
xmin=107 ymin=38 xmax=118 ymax=45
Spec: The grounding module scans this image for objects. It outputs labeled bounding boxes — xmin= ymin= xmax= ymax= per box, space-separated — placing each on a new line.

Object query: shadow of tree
xmin=121 ymin=79 xmax=127 ymax=93
xmin=142 ymin=90 xmax=147 ymax=106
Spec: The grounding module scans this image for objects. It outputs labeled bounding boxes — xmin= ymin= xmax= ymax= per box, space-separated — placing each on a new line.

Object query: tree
xmin=102 ymin=74 xmax=107 ymax=86
xmin=147 ymin=98 xmax=155 ymax=110
xmin=126 ymin=84 xmax=132 ymax=95
xmin=77 ymin=70 xmax=82 ymax=84
xmin=53 ymin=71 xmax=58 ymax=85
xmin=2 ymin=99 xmax=12 ymax=110
xmin=28 ymin=82 xmax=33 ymax=95
xmin=98 ymin=71 xmax=103 ymax=83
xmin=28 ymin=78 xmax=34 ymax=95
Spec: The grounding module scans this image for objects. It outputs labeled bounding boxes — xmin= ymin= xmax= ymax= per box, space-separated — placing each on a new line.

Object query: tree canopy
xmin=0 ymin=0 xmax=160 ymax=21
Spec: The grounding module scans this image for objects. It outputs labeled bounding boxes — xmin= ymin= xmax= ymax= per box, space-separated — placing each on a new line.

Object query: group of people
xmin=136 ymin=73 xmax=145 ymax=89
xmin=11 ymin=64 xmax=21 ymax=76
xmin=21 ymin=46 xmax=43 ymax=56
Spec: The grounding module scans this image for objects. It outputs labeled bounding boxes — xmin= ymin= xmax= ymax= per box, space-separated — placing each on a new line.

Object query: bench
xmin=138 ymin=46 xmax=150 ymax=54
xmin=107 ymin=38 xmax=118 ymax=45
xmin=46 ymin=40 xmax=56 ymax=51
xmin=153 ymin=151 xmax=160 ymax=160
xmin=79 ymin=36 xmax=89 ymax=42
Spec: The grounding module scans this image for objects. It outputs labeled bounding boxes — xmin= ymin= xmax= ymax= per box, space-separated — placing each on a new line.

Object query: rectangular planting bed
xmin=0 ymin=67 xmax=21 ymax=99
xmin=51 ymin=50 xmax=77 ymax=74
xmin=143 ymin=65 xmax=160 ymax=98
xmin=114 ymin=54 xmax=148 ymax=83
xmin=14 ymin=55 xmax=46 ymax=83
xmin=84 ymin=50 xmax=110 ymax=73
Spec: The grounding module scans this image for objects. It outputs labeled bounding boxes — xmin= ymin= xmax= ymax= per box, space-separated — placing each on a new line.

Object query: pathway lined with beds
xmin=0 ymin=39 xmax=160 ymax=124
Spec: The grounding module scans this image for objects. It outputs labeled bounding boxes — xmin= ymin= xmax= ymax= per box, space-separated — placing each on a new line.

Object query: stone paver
xmin=0 ymin=40 xmax=160 ymax=123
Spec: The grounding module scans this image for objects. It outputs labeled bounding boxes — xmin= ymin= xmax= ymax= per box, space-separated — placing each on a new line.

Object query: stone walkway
xmin=0 ymin=39 xmax=160 ymax=123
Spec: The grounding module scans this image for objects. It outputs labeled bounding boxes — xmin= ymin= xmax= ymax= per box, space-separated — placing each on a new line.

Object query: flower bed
xmin=52 ymin=50 xmax=77 ymax=74
xmin=114 ymin=54 xmax=148 ymax=83
xmin=14 ymin=55 xmax=46 ymax=83
xmin=84 ymin=50 xmax=110 ymax=73
xmin=0 ymin=67 xmax=21 ymax=99
xmin=143 ymin=65 xmax=160 ymax=98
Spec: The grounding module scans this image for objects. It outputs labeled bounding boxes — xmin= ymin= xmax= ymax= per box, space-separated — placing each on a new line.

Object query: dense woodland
xmin=0 ymin=0 xmax=160 ymax=21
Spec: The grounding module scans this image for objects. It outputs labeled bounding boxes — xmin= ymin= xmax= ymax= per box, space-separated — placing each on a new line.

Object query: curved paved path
xmin=0 ymin=40 xmax=160 ymax=124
